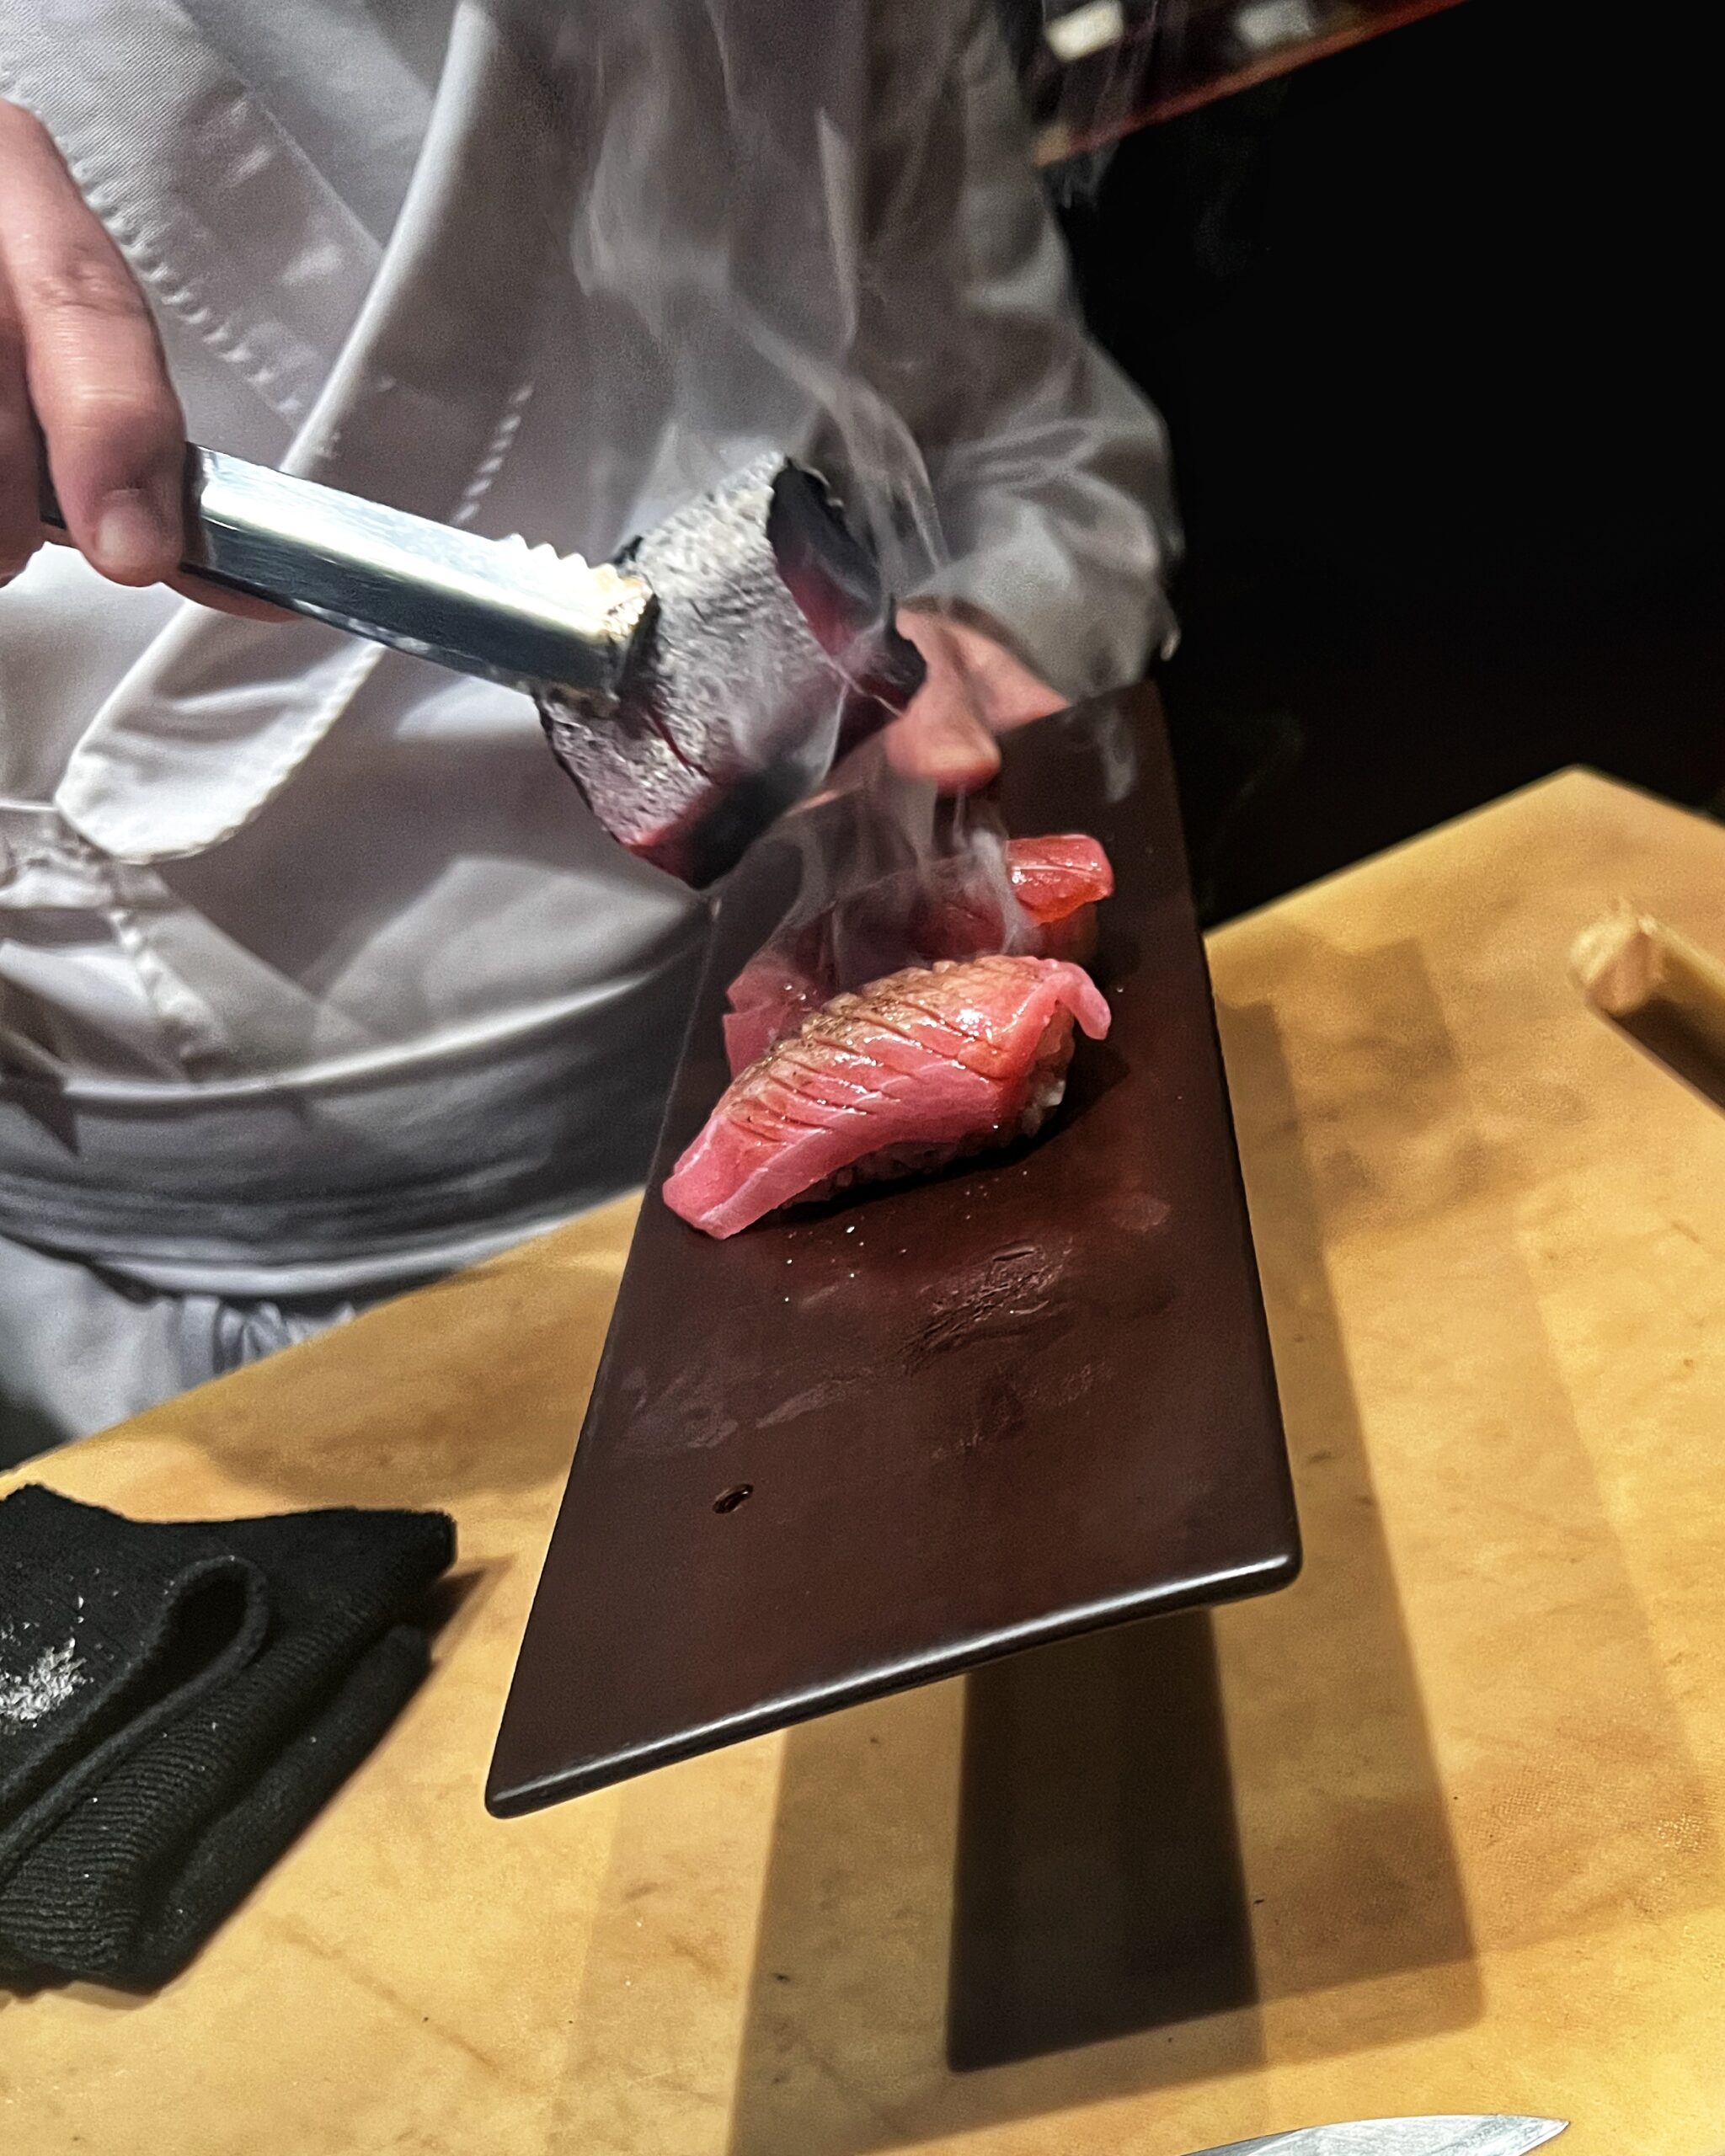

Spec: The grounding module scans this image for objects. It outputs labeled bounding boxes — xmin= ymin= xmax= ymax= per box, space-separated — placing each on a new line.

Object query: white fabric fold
xmin=53 ymin=0 xmax=565 ymax=862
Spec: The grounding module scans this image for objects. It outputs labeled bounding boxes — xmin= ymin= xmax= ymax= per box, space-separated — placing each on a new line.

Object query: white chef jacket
xmin=0 ymin=0 xmax=1178 ymax=1441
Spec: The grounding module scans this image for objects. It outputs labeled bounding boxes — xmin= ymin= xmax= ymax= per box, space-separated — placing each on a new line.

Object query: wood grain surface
xmin=5 ymin=766 xmax=1724 ymax=2156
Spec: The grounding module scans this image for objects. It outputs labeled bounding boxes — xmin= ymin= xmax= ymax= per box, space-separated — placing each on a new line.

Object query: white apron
xmin=1 ymin=2 xmax=711 ymax=1449
xmin=0 ymin=0 xmax=1178 ymax=1451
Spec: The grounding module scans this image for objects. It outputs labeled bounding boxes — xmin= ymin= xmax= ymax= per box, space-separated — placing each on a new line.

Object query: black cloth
xmin=0 ymin=1484 xmax=453 ymax=1989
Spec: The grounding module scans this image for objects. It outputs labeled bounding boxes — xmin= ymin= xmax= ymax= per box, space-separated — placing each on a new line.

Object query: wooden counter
xmin=5 ymin=767 xmax=1725 ymax=2154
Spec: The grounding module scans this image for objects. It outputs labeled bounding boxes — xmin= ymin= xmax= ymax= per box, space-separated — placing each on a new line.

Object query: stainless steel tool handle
xmin=38 ymin=446 xmax=655 ymax=702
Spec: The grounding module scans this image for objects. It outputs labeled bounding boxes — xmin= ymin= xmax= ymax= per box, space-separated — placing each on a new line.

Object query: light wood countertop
xmin=5 ymin=767 xmax=1724 ymax=2155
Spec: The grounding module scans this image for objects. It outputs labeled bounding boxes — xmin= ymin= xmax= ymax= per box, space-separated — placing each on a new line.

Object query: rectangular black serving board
xmin=488 ymin=687 xmax=1299 ymax=1813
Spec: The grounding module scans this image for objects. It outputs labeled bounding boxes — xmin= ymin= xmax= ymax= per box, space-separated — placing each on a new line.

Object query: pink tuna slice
xmin=665 ymin=953 xmax=1112 ymax=1239
xmin=1005 ymin=833 xmax=1114 ymax=926
xmin=720 ymin=833 xmax=1116 ymax=1077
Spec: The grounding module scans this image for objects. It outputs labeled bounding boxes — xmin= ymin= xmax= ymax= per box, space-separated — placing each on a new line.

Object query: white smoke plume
xmin=507 ymin=2 xmax=1040 ymax=939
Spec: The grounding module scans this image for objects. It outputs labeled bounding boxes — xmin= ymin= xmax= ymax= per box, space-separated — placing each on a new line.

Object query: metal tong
xmin=36 ymin=443 xmax=928 ymax=886
xmin=39 ymin=446 xmax=657 ymax=705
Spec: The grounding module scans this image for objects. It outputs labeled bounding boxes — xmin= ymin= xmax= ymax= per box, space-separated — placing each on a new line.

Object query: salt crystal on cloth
xmin=0 ymin=1629 xmax=86 ymax=1731
xmin=0 ymin=1483 xmax=452 ymax=1988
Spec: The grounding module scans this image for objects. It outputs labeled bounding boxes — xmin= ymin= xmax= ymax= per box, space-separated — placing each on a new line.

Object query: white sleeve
xmin=859 ymin=3 xmax=1183 ymax=700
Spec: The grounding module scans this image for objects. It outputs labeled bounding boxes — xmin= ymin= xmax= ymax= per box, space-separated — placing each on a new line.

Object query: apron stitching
xmin=439 ymin=142 xmax=572 ymax=532
xmin=103 ymin=897 xmax=227 ymax=1070
xmin=88 ymin=195 xmax=317 ymax=424
xmin=451 ymin=380 xmax=536 ymax=528
xmin=81 ymin=638 xmax=386 ymax=866
xmin=0 ymin=59 xmax=349 ymax=427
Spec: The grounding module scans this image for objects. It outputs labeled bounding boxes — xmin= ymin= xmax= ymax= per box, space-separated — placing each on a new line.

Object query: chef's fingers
xmin=913 ymin=611 xmax=1067 ymax=738
xmin=0 ymin=100 xmax=185 ymax=588
xmin=884 ymin=687 xmax=1003 ymax=792
xmin=885 ymin=606 xmax=1077 ymax=792
xmin=164 ymin=570 xmax=296 ymax=622
xmin=885 ymin=608 xmax=1001 ymax=791
xmin=0 ymin=278 xmax=37 ymax=581
xmin=20 ymin=529 xmax=291 ymax=622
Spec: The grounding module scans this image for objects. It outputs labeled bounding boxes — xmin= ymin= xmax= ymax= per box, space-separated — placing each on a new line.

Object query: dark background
xmin=1053 ymin=0 xmax=1723 ymax=922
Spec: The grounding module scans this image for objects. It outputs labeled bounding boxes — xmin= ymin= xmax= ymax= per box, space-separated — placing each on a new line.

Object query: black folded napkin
xmin=0 ymin=1484 xmax=453 ymax=1989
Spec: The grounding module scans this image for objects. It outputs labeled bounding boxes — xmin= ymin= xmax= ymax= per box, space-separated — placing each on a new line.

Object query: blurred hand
xmin=885 ymin=607 xmax=1066 ymax=794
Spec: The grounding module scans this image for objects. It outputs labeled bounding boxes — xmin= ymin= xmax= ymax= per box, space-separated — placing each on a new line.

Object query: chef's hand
xmin=0 ymin=99 xmax=186 ymax=590
xmin=885 ymin=607 xmax=1066 ymax=794
xmin=0 ymin=100 xmax=280 ymax=617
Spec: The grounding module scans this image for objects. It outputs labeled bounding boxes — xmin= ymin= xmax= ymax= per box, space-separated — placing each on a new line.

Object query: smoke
xmin=722 ymin=760 xmax=1036 ymax=1075
xmin=537 ymin=3 xmax=964 ymax=607
xmin=507 ymin=1 xmax=1041 ymax=948
xmin=478 ymin=0 xmax=1188 ymax=987
xmin=785 ymin=761 xmax=1033 ymax=979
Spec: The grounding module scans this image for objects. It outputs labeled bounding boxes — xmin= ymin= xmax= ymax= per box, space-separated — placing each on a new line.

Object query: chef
xmin=0 ymin=0 xmax=1178 ymax=1461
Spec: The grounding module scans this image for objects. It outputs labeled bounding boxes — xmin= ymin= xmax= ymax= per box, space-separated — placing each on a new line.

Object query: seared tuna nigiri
xmin=665 ymin=954 xmax=1111 ymax=1239
xmin=720 ymin=833 xmax=1114 ymax=1076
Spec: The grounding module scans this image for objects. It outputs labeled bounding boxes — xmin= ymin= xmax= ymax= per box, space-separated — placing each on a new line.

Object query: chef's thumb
xmin=0 ymin=99 xmax=186 ymax=587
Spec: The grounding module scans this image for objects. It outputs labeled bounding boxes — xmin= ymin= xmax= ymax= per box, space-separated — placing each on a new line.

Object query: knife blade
xmin=1197 ymin=2116 xmax=1566 ymax=2156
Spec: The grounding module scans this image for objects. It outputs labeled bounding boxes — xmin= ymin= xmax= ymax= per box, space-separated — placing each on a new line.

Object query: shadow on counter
xmin=946 ymin=1609 xmax=1256 ymax=2071
xmin=724 ymin=1004 xmax=1477 ymax=2156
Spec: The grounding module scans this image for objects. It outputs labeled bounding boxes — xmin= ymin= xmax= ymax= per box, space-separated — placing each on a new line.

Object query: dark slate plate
xmin=488 ymin=687 xmax=1298 ymax=1813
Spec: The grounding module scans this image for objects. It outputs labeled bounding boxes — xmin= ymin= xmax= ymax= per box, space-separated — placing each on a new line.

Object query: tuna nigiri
xmin=720 ymin=833 xmax=1114 ymax=1076
xmin=665 ymin=953 xmax=1112 ymax=1239
xmin=999 ymin=833 xmax=1114 ymax=963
